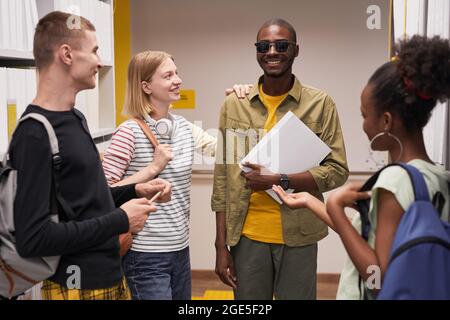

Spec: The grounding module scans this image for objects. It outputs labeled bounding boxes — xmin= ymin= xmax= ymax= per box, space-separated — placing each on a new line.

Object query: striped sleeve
xmin=102 ymin=124 xmax=136 ymax=185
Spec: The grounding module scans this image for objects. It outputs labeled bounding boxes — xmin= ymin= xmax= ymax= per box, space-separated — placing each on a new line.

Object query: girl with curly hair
xmin=273 ymin=35 xmax=450 ymax=299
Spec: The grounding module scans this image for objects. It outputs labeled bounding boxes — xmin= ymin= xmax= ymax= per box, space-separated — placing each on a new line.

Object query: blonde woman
xmin=102 ymin=51 xmax=249 ymax=300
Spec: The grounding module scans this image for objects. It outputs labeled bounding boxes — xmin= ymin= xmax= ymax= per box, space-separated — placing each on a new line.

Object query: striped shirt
xmin=102 ymin=114 xmax=216 ymax=252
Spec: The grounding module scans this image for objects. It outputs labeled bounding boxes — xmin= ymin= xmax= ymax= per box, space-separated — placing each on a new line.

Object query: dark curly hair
xmin=368 ymin=35 xmax=450 ymax=133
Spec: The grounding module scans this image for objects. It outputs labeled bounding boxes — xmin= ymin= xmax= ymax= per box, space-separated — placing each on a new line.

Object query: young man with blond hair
xmin=9 ymin=11 xmax=170 ymax=300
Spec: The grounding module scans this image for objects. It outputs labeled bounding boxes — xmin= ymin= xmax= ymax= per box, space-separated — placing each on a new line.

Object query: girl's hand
xmin=152 ymin=144 xmax=172 ymax=172
xmin=327 ymin=182 xmax=371 ymax=210
xmin=272 ymin=185 xmax=313 ymax=209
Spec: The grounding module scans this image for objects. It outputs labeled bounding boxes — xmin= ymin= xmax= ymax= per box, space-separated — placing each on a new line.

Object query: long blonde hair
xmin=123 ymin=51 xmax=172 ymax=118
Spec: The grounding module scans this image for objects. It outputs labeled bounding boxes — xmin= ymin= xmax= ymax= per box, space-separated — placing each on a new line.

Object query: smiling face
xmin=146 ymin=58 xmax=182 ymax=106
xmin=256 ymin=24 xmax=299 ymax=78
xmin=70 ymin=30 xmax=102 ymax=90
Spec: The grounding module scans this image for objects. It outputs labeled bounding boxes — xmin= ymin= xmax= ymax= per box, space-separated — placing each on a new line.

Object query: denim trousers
xmin=122 ymin=247 xmax=191 ymax=300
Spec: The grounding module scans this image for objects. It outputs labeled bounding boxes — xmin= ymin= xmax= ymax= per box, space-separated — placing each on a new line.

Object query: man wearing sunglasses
xmin=212 ymin=18 xmax=349 ymax=300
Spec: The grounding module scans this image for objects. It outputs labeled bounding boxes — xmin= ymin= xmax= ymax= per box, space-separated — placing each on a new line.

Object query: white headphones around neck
xmin=144 ymin=114 xmax=177 ymax=138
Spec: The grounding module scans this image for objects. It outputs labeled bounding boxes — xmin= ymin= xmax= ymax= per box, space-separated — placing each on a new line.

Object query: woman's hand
xmin=225 ymin=84 xmax=253 ymax=99
xmin=273 ymin=185 xmax=337 ymax=230
xmin=272 ymin=185 xmax=312 ymax=209
xmin=327 ymin=182 xmax=371 ymax=212
xmin=152 ymin=144 xmax=173 ymax=172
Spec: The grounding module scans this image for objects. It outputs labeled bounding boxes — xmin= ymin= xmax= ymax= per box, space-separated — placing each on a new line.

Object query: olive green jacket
xmin=211 ymin=76 xmax=349 ymax=247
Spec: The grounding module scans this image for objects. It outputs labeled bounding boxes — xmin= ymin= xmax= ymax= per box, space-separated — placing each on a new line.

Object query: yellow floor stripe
xmin=193 ymin=290 xmax=234 ymax=300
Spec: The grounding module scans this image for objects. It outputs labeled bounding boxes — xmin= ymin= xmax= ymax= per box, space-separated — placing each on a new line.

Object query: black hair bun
xmin=396 ymin=35 xmax=450 ymax=103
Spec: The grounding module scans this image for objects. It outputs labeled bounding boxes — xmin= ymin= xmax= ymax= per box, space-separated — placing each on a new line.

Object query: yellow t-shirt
xmin=242 ymin=85 xmax=289 ymax=244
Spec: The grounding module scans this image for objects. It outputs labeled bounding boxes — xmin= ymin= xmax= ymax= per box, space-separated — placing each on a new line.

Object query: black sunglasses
xmin=254 ymin=40 xmax=296 ymax=53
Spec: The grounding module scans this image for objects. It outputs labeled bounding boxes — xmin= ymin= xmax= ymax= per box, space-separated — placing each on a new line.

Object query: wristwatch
xmin=280 ymin=174 xmax=290 ymax=191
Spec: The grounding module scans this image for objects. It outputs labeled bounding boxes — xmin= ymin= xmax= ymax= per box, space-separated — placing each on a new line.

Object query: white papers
xmin=240 ymin=111 xmax=331 ymax=204
xmin=24 ymin=0 xmax=35 ymax=52
xmin=0 ymin=0 xmax=11 ymax=50
xmin=0 ymin=0 xmax=38 ymax=52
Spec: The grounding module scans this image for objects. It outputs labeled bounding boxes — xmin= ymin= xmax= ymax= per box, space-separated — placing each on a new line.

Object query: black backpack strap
xmin=355 ymin=162 xmax=423 ymax=240
xmin=356 ymin=165 xmax=392 ymax=241
xmin=448 ymin=181 xmax=450 ymax=222
xmin=447 ymin=181 xmax=450 ymax=223
xmin=356 ymin=162 xmax=433 ymax=299
xmin=50 ymin=155 xmax=77 ymax=221
xmin=355 ymin=162 xmax=416 ymax=299
xmin=432 ymin=192 xmax=445 ymax=217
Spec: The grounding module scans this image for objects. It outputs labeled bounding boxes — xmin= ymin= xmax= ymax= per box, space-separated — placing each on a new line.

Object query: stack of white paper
xmin=0 ymin=0 xmax=11 ymax=51
xmin=0 ymin=0 xmax=38 ymax=52
xmin=97 ymin=0 xmax=112 ymax=63
xmin=240 ymin=111 xmax=331 ymax=204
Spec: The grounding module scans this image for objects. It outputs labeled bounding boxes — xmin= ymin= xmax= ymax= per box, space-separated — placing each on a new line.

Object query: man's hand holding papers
xmin=239 ymin=111 xmax=331 ymax=204
xmin=240 ymin=162 xmax=281 ymax=191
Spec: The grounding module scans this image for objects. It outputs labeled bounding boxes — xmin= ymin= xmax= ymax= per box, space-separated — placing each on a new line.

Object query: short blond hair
xmin=123 ymin=51 xmax=172 ymax=118
xmin=34 ymin=11 xmax=95 ymax=71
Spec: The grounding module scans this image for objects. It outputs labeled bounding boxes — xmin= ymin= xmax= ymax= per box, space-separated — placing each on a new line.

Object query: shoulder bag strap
xmin=133 ymin=117 xmax=159 ymax=147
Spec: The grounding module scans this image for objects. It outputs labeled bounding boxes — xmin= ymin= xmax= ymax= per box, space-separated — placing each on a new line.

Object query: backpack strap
xmin=15 ymin=113 xmax=77 ymax=221
xmin=133 ymin=117 xmax=160 ymax=147
xmin=448 ymin=181 xmax=450 ymax=222
xmin=2 ymin=113 xmax=60 ymax=167
xmin=356 ymin=162 xmax=430 ymax=240
xmin=356 ymin=168 xmax=386 ymax=241
xmin=392 ymin=163 xmax=430 ymax=202
xmin=355 ymin=162 xmax=430 ymax=299
xmin=18 ymin=113 xmax=60 ymax=154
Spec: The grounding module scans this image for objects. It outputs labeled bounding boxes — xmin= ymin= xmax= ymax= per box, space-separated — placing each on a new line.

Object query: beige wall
xmin=130 ymin=0 xmax=389 ymax=272
xmin=131 ymin=0 xmax=389 ymax=172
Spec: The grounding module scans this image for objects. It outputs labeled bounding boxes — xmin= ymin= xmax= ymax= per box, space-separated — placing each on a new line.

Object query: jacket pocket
xmin=298 ymin=208 xmax=327 ymax=235
xmin=224 ymin=118 xmax=258 ymax=165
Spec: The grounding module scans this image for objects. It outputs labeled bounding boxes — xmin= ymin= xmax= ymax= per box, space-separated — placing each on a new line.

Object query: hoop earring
xmin=369 ymin=130 xmax=404 ymax=163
